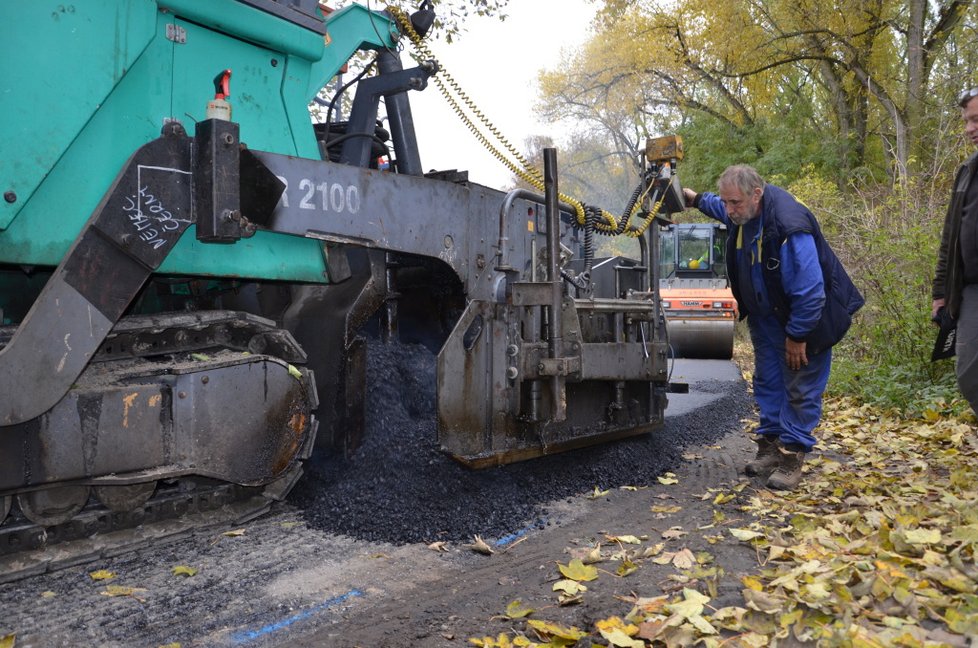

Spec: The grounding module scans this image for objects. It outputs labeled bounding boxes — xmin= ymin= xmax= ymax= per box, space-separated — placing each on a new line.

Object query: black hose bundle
xmin=592 ymin=167 xmax=659 ymax=238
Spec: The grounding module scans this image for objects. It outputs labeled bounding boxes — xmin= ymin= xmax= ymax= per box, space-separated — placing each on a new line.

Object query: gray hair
xmin=717 ymin=165 xmax=766 ymax=196
xmin=959 ymin=88 xmax=978 ymax=108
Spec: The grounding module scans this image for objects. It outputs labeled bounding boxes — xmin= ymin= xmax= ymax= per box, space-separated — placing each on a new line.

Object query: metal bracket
xmin=509 ymin=282 xmax=553 ymax=306
xmin=194 ymin=119 xmax=245 ymax=243
xmin=0 ymin=126 xmax=195 ymax=425
xmin=668 ymin=382 xmax=690 ymax=393
xmin=165 ymin=24 xmax=186 ymax=44
xmin=537 ymin=356 xmax=581 ymax=377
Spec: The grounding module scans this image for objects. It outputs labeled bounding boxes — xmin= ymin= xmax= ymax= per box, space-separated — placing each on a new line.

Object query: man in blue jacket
xmin=683 ymin=165 xmax=864 ymax=490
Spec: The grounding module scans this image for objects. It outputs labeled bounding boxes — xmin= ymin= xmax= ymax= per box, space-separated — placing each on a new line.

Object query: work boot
xmin=745 ymin=435 xmax=781 ymax=477
xmin=766 ymin=447 xmax=807 ymax=491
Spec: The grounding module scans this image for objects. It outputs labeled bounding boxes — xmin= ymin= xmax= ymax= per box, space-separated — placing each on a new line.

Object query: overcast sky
xmin=402 ymin=0 xmax=596 ymax=187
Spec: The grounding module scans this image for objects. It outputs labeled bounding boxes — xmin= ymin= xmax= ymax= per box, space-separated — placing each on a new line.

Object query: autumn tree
xmin=540 ymin=0 xmax=978 ymax=183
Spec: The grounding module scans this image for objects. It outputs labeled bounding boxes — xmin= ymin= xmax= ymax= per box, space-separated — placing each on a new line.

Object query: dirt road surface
xmin=1 ymin=357 xmax=758 ymax=648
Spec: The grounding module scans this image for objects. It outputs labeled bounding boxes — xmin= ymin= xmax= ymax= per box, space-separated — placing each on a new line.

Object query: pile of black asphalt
xmin=291 ymin=338 xmax=752 ymax=545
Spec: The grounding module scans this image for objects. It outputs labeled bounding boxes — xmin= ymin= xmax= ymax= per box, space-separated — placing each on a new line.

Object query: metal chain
xmin=387 ymin=6 xmax=647 ymax=234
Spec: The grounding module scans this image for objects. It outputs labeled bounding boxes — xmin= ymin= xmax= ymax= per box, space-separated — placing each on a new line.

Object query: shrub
xmin=787 ymin=169 xmax=961 ymax=416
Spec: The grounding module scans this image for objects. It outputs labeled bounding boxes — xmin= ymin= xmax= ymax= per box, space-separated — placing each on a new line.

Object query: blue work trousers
xmin=749 ymin=315 xmax=832 ymax=450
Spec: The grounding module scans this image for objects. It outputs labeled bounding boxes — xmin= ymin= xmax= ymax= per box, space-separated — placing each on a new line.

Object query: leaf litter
xmin=467 ymin=397 xmax=978 ymax=646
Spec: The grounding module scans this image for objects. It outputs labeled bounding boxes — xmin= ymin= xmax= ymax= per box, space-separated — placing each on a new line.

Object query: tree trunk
xmin=905 ymin=0 xmax=926 ymax=171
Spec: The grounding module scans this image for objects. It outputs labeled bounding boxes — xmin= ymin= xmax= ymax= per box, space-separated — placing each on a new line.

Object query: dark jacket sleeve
xmin=934 ymin=157 xmax=977 ymax=301
xmin=933 ymin=172 xmax=958 ymax=300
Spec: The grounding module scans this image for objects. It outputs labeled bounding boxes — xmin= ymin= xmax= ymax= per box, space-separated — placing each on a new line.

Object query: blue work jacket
xmin=696 ymin=185 xmax=864 ymax=354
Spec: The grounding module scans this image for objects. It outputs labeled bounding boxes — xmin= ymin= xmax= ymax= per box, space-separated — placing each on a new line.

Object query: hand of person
xmin=682 ymin=187 xmax=697 ymax=209
xmin=932 ymin=298 xmax=946 ymax=323
xmin=785 ymin=338 xmax=808 ymax=371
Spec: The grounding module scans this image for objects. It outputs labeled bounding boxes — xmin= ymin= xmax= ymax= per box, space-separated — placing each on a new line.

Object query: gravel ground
xmin=291 ymin=339 xmax=752 ymax=544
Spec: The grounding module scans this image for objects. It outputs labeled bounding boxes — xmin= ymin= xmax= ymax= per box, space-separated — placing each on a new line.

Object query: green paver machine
xmin=0 ymin=0 xmax=683 ymax=542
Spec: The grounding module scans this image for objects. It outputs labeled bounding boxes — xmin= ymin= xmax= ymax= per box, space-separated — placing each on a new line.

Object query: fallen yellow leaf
xmin=641 ymin=543 xmax=665 ymax=558
xmin=713 ymin=492 xmax=736 ymax=505
xmin=504 ymin=599 xmax=534 ymax=619
xmin=171 ymin=565 xmax=198 ymax=577
xmin=557 ymin=593 xmax=583 ymax=606
xmin=616 ymin=558 xmax=639 ymax=577
xmin=468 ymin=535 xmax=494 ymax=555
xmin=742 ymin=575 xmax=764 ymax=591
xmin=902 ymin=527 xmax=942 ymax=545
xmin=671 ymin=548 xmax=695 ymax=569
xmin=583 ymin=545 xmax=604 ymax=564
xmin=101 ymin=585 xmax=148 ymax=601
xmin=553 ymin=579 xmax=587 ymax=595
xmin=729 ymin=528 xmax=764 ymax=541
xmin=742 ymin=588 xmax=786 ymax=614
xmin=89 ymin=569 xmax=116 ymax=581
xmin=599 ymin=627 xmax=644 ymax=648
xmin=661 ymin=527 xmax=687 ymax=540
xmin=652 ymin=551 xmax=675 ymax=565
xmin=526 ymin=619 xmax=587 ymax=641
xmin=557 ymin=558 xmax=599 ymax=582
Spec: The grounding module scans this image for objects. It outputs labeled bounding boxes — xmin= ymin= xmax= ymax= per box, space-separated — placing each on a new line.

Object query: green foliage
xmin=785 ymin=168 xmax=844 ymax=219
xmin=828 ymin=355 xmax=965 ymax=418
xmin=676 ymin=118 xmax=762 ymax=191
xmin=677 ymin=109 xmax=850 ymax=194
xmin=795 ymin=168 xmax=964 ymax=416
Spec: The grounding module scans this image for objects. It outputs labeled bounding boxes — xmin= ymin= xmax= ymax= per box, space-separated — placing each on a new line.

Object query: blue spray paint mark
xmin=231 ymin=589 xmax=364 ymax=644
xmin=495 ymin=518 xmax=545 ymax=547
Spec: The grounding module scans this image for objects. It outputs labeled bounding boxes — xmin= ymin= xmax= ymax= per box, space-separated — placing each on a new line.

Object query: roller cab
xmin=659 ymin=223 xmax=738 ymax=359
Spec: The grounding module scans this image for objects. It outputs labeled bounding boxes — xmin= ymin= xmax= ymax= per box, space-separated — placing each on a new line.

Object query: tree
xmin=539 ymin=0 xmax=978 ymax=183
xmin=386 ymin=0 xmax=512 ymax=41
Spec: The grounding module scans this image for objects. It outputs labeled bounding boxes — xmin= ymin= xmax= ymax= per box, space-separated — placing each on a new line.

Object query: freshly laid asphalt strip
xmin=291 ymin=338 xmax=752 ymax=544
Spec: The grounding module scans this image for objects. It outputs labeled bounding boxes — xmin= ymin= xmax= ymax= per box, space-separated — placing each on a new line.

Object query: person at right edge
xmin=932 ymin=87 xmax=978 ymax=414
xmin=682 ymin=165 xmax=864 ymax=490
